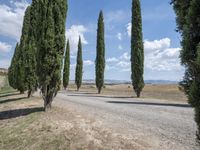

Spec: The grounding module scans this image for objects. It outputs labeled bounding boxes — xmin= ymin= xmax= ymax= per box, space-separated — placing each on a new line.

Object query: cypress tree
xmin=63 ymin=39 xmax=70 ymax=90
xmin=131 ymin=0 xmax=144 ymax=98
xmin=24 ymin=3 xmax=38 ymax=98
xmin=8 ymin=43 xmax=19 ymax=90
xmin=189 ymin=43 xmax=200 ymax=139
xmin=11 ymin=6 xmax=32 ymax=94
xmin=172 ymin=0 xmax=200 ymax=139
xmin=95 ymin=11 xmax=105 ymax=94
xmin=75 ymin=37 xmax=83 ymax=91
xmin=37 ymin=0 xmax=67 ymax=110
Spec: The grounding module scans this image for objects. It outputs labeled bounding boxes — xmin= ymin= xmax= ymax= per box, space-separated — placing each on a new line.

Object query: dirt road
xmin=56 ymin=91 xmax=199 ymax=150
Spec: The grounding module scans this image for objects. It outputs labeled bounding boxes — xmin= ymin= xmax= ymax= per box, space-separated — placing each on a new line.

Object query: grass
xmin=67 ymin=84 xmax=187 ymax=102
xmin=0 ymin=94 xmax=72 ymax=150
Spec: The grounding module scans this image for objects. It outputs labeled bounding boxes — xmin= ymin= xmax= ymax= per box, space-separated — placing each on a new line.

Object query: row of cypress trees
xmin=63 ymin=0 xmax=144 ymax=97
xmin=8 ymin=0 xmax=68 ymax=111
xmin=171 ymin=0 xmax=200 ymax=139
xmin=9 ymin=0 xmax=144 ymax=110
xmin=63 ymin=11 xmax=106 ymax=94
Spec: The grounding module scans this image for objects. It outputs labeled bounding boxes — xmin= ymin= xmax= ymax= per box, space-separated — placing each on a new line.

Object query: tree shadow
xmin=0 ymin=97 xmax=27 ymax=104
xmin=0 ymin=92 xmax=21 ymax=98
xmin=67 ymin=94 xmax=135 ymax=99
xmin=106 ymin=101 xmax=191 ymax=108
xmin=0 ymin=107 xmax=44 ymax=120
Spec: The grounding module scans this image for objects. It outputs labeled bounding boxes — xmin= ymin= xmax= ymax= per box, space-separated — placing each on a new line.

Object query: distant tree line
xmin=171 ymin=0 xmax=200 ymax=140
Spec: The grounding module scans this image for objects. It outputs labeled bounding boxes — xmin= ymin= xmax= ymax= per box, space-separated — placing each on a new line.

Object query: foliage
xmin=95 ymin=11 xmax=105 ymax=94
xmin=75 ymin=37 xmax=83 ymax=91
xmin=63 ymin=40 xmax=70 ymax=89
xmin=131 ymin=0 xmax=144 ymax=97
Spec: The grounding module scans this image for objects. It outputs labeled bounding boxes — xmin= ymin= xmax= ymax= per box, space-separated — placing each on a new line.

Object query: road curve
xmin=56 ymin=91 xmax=199 ymax=150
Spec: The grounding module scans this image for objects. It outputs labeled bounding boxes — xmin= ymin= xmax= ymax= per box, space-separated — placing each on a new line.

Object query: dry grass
xmin=67 ymin=84 xmax=187 ymax=102
xmin=0 ymin=90 xmax=141 ymax=150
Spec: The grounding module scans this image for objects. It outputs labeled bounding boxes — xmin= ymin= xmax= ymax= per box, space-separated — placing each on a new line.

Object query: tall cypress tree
xmin=24 ymin=3 xmax=38 ymax=98
xmin=8 ymin=43 xmax=19 ymax=90
xmin=75 ymin=37 xmax=83 ymax=91
xmin=95 ymin=11 xmax=105 ymax=94
xmin=172 ymin=0 xmax=200 ymax=139
xmin=37 ymin=0 xmax=67 ymax=110
xmin=63 ymin=39 xmax=70 ymax=89
xmin=9 ymin=7 xmax=32 ymax=94
xmin=131 ymin=0 xmax=144 ymax=98
xmin=189 ymin=43 xmax=200 ymax=139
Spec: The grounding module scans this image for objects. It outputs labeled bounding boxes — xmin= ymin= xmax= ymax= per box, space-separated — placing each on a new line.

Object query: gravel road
xmin=56 ymin=91 xmax=199 ymax=150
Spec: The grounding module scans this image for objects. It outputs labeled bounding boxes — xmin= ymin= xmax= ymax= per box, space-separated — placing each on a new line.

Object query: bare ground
xmin=0 ymin=84 xmax=198 ymax=150
xmin=0 ymin=92 xmax=143 ymax=150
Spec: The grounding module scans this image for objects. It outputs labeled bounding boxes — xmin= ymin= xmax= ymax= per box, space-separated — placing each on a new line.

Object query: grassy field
xmin=67 ymin=83 xmax=187 ymax=102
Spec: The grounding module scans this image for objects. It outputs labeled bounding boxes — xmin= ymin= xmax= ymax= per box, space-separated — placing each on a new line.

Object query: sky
xmin=0 ymin=0 xmax=185 ymax=81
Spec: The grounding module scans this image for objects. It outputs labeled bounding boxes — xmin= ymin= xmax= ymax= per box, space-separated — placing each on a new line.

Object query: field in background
xmin=67 ymin=84 xmax=187 ymax=102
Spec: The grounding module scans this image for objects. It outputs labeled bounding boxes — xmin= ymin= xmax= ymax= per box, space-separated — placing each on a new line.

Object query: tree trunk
xmin=28 ymin=90 xmax=32 ymax=98
xmin=44 ymin=97 xmax=53 ymax=111
xmin=136 ymin=91 xmax=140 ymax=98
xmin=20 ymin=91 xmax=24 ymax=94
xmin=98 ymin=88 xmax=101 ymax=94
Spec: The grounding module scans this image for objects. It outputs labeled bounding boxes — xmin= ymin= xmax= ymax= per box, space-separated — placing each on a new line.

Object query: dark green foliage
xmin=63 ymin=40 xmax=70 ymax=89
xmin=131 ymin=0 xmax=144 ymax=98
xmin=172 ymin=0 xmax=200 ymax=140
xmin=37 ymin=0 xmax=68 ymax=110
xmin=95 ymin=11 xmax=105 ymax=94
xmin=189 ymin=43 xmax=200 ymax=139
xmin=8 ymin=7 xmax=33 ymax=94
xmin=75 ymin=37 xmax=83 ymax=91
xmin=8 ymin=43 xmax=19 ymax=90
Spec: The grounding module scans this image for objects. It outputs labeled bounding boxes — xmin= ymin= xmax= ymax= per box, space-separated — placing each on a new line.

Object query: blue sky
xmin=0 ymin=0 xmax=184 ymax=81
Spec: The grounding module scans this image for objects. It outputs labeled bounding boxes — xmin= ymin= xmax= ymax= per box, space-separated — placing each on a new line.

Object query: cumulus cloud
xmin=106 ymin=52 xmax=131 ymax=72
xmin=106 ymin=57 xmax=118 ymax=63
xmin=118 ymin=45 xmax=123 ymax=50
xmin=144 ymin=38 xmax=182 ymax=71
xmin=0 ymin=0 xmax=29 ymax=41
xmin=144 ymin=38 xmax=170 ymax=53
xmin=120 ymin=52 xmax=130 ymax=61
xmin=66 ymin=25 xmax=88 ymax=54
xmin=0 ymin=42 xmax=12 ymax=53
xmin=84 ymin=60 xmax=94 ymax=66
xmin=106 ymin=38 xmax=182 ymax=72
xmin=117 ymin=33 xmax=122 ymax=40
xmin=127 ymin=23 xmax=131 ymax=37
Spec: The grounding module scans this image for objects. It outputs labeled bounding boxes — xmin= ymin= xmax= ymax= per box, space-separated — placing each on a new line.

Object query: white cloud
xmin=144 ymin=38 xmax=170 ymax=52
xmin=106 ymin=53 xmax=131 ymax=72
xmin=106 ymin=38 xmax=182 ymax=72
xmin=106 ymin=57 xmax=118 ymax=63
xmin=117 ymin=61 xmax=130 ymax=68
xmin=117 ymin=33 xmax=122 ymax=40
xmin=118 ymin=45 xmax=123 ymax=50
xmin=0 ymin=42 xmax=12 ymax=53
xmin=0 ymin=59 xmax=11 ymax=69
xmin=127 ymin=23 xmax=131 ymax=37
xmin=84 ymin=60 xmax=94 ymax=66
xmin=144 ymin=38 xmax=182 ymax=71
xmin=0 ymin=1 xmax=29 ymax=41
xmin=120 ymin=52 xmax=130 ymax=61
xmin=66 ymin=25 xmax=88 ymax=54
